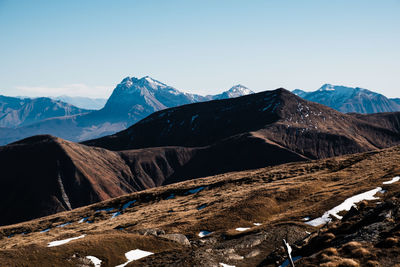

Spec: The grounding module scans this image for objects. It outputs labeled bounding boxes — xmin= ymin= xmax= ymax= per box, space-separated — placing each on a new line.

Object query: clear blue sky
xmin=0 ymin=0 xmax=399 ymax=98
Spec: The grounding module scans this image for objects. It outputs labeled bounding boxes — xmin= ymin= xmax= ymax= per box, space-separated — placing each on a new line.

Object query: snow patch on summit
xmin=143 ymin=76 xmax=167 ymax=89
xmin=227 ymin=85 xmax=253 ymax=96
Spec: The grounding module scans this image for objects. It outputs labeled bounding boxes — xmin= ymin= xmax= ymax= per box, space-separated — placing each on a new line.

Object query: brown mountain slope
xmin=0 ymin=136 xmax=202 ymax=226
xmin=0 ymin=132 xmax=307 ymax=226
xmin=84 ymin=89 xmax=400 ymax=160
xmin=0 ymin=145 xmax=399 ymax=266
xmin=350 ymin=111 xmax=400 ymax=133
xmin=0 ymin=135 xmax=138 ymax=226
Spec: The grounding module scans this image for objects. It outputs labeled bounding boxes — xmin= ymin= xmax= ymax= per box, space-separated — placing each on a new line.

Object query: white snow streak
xmin=383 ymin=176 xmax=400 ymax=185
xmin=306 ymin=187 xmax=382 ymax=227
xmin=56 ymin=162 xmax=72 ymax=210
xmin=86 ymin=256 xmax=102 ymax=267
xmin=235 ymin=227 xmax=250 ymax=232
xmin=115 ymin=249 xmax=154 ymax=267
xmin=47 ymin=235 xmax=85 ymax=247
xmin=198 ymin=231 xmax=212 ymax=238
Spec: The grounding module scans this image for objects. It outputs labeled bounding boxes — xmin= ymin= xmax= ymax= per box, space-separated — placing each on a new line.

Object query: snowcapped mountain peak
xmin=211 ymin=84 xmax=254 ymax=100
xmin=225 ymin=84 xmax=254 ymax=97
xmin=140 ymin=76 xmax=168 ymax=89
xmin=117 ymin=76 xmax=170 ymax=91
xmin=119 ymin=76 xmax=139 ymax=88
xmin=319 ymin=84 xmax=335 ymax=91
xmin=297 ymin=83 xmax=400 ymax=114
xmin=317 ymin=84 xmax=369 ymax=96
xmin=229 ymin=84 xmax=253 ymax=94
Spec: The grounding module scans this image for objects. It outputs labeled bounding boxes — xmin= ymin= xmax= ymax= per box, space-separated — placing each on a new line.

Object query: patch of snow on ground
xmin=235 ymin=227 xmax=250 ymax=232
xmin=303 ymin=217 xmax=311 ymax=221
xmin=197 ymin=204 xmax=207 ymax=210
xmin=185 ymin=186 xmax=205 ymax=195
xmin=122 ymin=200 xmax=136 ymax=210
xmin=220 ymin=263 xmax=235 ymax=267
xmin=79 ymin=217 xmax=89 ymax=223
xmin=86 ymin=256 xmax=102 ymax=267
xmin=166 ymin=194 xmax=175 ymax=200
xmin=279 ymin=256 xmax=302 ymax=267
xmin=253 ymin=223 xmax=262 ymax=226
xmin=115 ymin=249 xmax=154 ymax=267
xmin=306 ymin=187 xmax=382 ymax=227
xmin=40 ymin=228 xmax=50 ymax=233
xmin=111 ymin=211 xmax=121 ymax=219
xmin=198 ymin=231 xmax=212 ymax=238
xmin=383 ymin=176 xmax=400 ymax=184
xmin=110 ymin=200 xmax=136 ymax=219
xmin=283 ymin=239 xmax=292 ymax=255
xmin=47 ymin=234 xmax=86 ymax=247
xmin=56 ymin=222 xmax=71 ymax=228
xmin=280 ymin=239 xmax=297 ymax=267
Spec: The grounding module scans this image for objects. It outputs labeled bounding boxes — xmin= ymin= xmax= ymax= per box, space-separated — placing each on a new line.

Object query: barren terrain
xmin=1 ymin=145 xmax=400 ymax=266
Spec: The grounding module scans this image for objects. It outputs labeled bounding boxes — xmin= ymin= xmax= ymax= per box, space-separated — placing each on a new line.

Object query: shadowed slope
xmin=0 ymin=132 xmax=307 ymax=226
xmin=0 ymin=135 xmax=137 ymax=226
xmin=84 ymin=88 xmax=400 ymax=160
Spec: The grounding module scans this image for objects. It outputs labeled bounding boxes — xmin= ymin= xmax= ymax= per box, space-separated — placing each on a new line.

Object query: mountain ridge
xmin=84 ymin=88 xmax=400 ymax=154
xmin=0 ymin=76 xmax=254 ymax=145
xmin=0 ymin=95 xmax=90 ymax=128
xmin=294 ymin=84 xmax=400 ymax=113
xmin=54 ymin=96 xmax=107 ymax=110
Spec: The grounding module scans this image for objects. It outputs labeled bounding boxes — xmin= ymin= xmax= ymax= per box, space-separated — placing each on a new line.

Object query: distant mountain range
xmin=0 ymin=76 xmax=254 ymax=145
xmin=1 ymin=79 xmax=399 ymax=146
xmin=53 ymin=95 xmax=107 ymax=110
xmin=293 ymin=84 xmax=400 ymax=113
xmin=0 ymin=95 xmax=89 ymax=128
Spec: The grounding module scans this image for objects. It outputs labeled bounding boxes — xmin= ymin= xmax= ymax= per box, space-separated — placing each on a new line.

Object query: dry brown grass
xmin=366 ymin=260 xmax=380 ymax=267
xmin=382 ymin=237 xmax=398 ymax=247
xmin=350 ymin=247 xmax=371 ymax=258
xmin=341 ymin=242 xmax=363 ymax=253
xmin=0 ymin=145 xmax=400 ymax=265
xmin=336 ymin=258 xmax=360 ymax=267
xmin=320 ymin=258 xmax=360 ymax=267
xmin=320 ymin=232 xmax=336 ymax=243
xmin=0 ymin=233 xmax=186 ymax=266
xmin=322 ymin=247 xmax=339 ymax=256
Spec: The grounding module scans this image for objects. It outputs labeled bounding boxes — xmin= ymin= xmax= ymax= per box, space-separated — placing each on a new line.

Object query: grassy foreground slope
xmin=1 ymin=145 xmax=400 ymax=266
